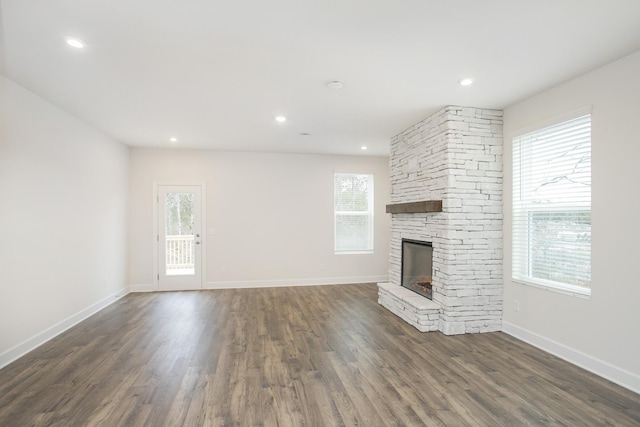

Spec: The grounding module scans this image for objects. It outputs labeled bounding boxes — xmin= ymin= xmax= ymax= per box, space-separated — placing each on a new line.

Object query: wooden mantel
xmin=385 ymin=200 xmax=443 ymax=214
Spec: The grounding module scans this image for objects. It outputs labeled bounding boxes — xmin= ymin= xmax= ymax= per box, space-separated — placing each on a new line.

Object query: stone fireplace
xmin=378 ymin=106 xmax=503 ymax=335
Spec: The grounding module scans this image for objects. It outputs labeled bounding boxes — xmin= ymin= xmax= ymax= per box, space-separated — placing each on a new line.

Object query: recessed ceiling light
xmin=275 ymin=115 xmax=287 ymax=122
xmin=361 ymin=146 xmax=368 ymax=150
xmin=459 ymin=78 xmax=474 ymax=86
xmin=169 ymin=137 xmax=178 ymax=143
xmin=65 ymin=38 xmax=85 ymax=49
xmin=327 ymin=81 xmax=344 ymax=90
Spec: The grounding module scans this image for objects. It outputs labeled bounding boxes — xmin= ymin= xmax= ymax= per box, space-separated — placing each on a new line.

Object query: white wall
xmin=128 ymin=149 xmax=390 ymax=289
xmin=503 ymin=50 xmax=640 ymax=392
xmin=0 ymin=76 xmax=129 ymax=366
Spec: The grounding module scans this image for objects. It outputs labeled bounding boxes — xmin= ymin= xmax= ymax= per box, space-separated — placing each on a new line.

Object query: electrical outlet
xmin=513 ymin=299 xmax=520 ymax=312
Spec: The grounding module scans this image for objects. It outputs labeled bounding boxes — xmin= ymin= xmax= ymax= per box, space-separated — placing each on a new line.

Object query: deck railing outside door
xmin=166 ymin=235 xmax=195 ymax=274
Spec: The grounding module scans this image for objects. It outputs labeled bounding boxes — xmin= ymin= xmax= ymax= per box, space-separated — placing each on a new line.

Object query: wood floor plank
xmin=1 ymin=283 xmax=639 ymax=426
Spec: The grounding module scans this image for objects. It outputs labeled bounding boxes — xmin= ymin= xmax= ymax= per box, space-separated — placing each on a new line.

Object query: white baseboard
xmin=131 ymin=276 xmax=388 ymax=292
xmin=129 ymin=283 xmax=154 ymax=292
xmin=0 ymin=287 xmax=129 ymax=370
xmin=502 ymin=321 xmax=640 ymax=395
xmin=206 ymin=275 xmax=389 ymax=290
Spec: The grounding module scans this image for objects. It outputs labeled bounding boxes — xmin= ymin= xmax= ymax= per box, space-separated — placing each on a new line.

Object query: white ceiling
xmin=2 ymin=1 xmax=640 ymax=156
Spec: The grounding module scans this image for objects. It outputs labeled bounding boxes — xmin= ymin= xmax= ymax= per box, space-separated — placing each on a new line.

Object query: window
xmin=512 ymin=113 xmax=591 ymax=295
xmin=334 ymin=173 xmax=374 ymax=253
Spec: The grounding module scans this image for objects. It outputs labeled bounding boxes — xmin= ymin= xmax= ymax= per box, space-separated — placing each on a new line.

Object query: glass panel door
xmin=157 ymin=185 xmax=203 ymax=290
xmin=165 ymin=191 xmax=195 ymax=276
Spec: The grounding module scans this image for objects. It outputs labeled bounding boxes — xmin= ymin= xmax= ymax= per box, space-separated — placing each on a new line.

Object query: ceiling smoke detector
xmin=327 ymin=80 xmax=344 ymax=90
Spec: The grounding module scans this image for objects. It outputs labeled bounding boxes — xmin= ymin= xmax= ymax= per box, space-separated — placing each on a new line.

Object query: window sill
xmin=335 ymin=250 xmax=374 ymax=255
xmin=512 ymin=277 xmax=591 ymax=299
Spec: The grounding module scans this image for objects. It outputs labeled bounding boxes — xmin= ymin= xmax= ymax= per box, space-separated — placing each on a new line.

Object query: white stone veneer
xmin=378 ymin=106 xmax=503 ymax=335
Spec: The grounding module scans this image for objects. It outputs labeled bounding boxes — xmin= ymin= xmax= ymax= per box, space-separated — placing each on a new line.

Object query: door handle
xmin=195 ymin=241 xmax=201 ymax=245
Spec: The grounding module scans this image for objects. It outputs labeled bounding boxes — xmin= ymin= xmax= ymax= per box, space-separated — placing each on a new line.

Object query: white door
xmin=156 ymin=185 xmax=203 ymax=291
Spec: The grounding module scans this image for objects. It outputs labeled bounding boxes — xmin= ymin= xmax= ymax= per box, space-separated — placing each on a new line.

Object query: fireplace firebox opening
xmin=401 ymin=239 xmax=433 ymax=299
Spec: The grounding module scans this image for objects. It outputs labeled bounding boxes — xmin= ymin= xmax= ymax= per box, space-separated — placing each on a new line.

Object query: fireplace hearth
xmin=401 ymin=239 xmax=433 ymax=299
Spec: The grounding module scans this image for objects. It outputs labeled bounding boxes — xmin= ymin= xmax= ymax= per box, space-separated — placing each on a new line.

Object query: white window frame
xmin=512 ymin=110 xmax=592 ymax=297
xmin=334 ymin=173 xmax=374 ymax=254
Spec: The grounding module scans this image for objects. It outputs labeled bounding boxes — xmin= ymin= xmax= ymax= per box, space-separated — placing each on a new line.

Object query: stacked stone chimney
xmin=379 ymin=106 xmax=503 ymax=334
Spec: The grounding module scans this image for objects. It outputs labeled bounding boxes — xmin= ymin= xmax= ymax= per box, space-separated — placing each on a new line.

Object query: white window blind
xmin=512 ymin=113 xmax=591 ymax=294
xmin=334 ymin=173 xmax=374 ymax=253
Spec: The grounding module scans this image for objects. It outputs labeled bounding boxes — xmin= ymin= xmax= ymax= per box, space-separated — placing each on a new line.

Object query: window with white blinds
xmin=512 ymin=113 xmax=591 ymax=295
xmin=334 ymin=173 xmax=374 ymax=253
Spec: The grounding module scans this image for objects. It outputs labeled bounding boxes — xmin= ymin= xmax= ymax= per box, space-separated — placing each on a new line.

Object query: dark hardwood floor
xmin=0 ymin=283 xmax=638 ymax=426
